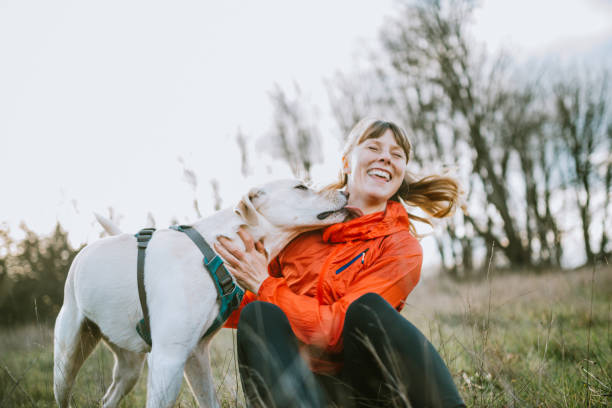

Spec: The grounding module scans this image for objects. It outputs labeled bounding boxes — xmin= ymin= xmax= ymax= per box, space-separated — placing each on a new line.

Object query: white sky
xmin=1 ymin=0 xmax=611 ymax=270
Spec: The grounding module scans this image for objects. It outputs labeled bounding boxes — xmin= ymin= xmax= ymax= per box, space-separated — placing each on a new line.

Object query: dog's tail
xmin=94 ymin=213 xmax=122 ymax=236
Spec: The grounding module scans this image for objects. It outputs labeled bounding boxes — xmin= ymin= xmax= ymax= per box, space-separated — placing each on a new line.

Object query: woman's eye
xmin=393 ymin=153 xmax=403 ymax=159
xmin=295 ymin=185 xmax=308 ymax=190
xmin=368 ymin=146 xmax=378 ymax=152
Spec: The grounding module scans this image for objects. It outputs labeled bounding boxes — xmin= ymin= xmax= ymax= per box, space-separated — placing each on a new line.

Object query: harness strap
xmin=170 ymin=225 xmax=245 ymax=337
xmin=133 ymin=225 xmax=244 ymax=347
xmin=169 ymin=225 xmax=235 ymax=296
xmin=135 ymin=228 xmax=156 ymax=347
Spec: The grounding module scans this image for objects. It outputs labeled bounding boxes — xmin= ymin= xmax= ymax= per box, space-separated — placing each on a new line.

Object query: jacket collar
xmin=322 ymin=201 xmax=411 ymax=243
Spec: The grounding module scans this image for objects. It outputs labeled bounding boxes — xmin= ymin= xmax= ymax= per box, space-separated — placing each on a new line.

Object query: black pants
xmin=236 ymin=293 xmax=466 ymax=408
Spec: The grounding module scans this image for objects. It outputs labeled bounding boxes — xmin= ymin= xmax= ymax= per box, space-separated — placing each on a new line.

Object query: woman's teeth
xmin=367 ymin=169 xmax=391 ymax=181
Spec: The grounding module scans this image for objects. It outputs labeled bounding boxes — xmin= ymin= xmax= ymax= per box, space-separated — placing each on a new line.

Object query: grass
xmin=1 ymin=265 xmax=610 ymax=407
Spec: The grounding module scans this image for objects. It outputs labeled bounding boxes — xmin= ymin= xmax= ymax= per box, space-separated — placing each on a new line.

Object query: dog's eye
xmin=294 ymin=185 xmax=308 ymax=190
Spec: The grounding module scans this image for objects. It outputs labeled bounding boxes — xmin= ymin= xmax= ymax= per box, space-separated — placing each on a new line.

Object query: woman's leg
xmin=236 ymin=301 xmax=325 ymax=408
xmin=341 ymin=293 xmax=465 ymax=408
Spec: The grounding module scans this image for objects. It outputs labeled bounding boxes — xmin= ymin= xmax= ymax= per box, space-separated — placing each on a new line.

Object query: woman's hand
xmin=214 ymin=227 xmax=269 ymax=294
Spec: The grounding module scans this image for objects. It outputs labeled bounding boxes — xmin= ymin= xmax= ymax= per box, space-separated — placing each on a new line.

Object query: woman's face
xmin=345 ymin=129 xmax=407 ymax=212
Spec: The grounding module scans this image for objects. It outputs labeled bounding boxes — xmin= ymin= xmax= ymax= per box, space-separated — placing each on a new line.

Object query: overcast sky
xmin=1 ymin=0 xmax=611 ymax=269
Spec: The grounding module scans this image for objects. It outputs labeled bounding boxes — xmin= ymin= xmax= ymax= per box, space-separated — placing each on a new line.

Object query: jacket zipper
xmin=335 ymin=248 xmax=369 ymax=274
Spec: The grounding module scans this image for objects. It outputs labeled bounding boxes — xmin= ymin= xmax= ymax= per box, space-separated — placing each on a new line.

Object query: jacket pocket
xmin=335 ymin=249 xmax=369 ymax=274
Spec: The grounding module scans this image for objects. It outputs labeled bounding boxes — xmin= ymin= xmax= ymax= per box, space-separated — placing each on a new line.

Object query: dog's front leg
xmin=184 ymin=338 xmax=220 ymax=408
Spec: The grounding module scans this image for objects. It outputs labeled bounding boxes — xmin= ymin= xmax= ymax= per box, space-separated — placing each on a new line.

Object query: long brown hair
xmin=325 ymin=118 xmax=461 ymax=231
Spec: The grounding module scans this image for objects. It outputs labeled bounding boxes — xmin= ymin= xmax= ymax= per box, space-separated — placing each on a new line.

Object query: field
xmin=1 ymin=265 xmax=610 ymax=407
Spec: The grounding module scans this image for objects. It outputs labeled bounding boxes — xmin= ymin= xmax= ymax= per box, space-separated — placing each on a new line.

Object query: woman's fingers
xmin=236 ymin=228 xmax=255 ymax=252
xmin=218 ymin=235 xmax=247 ymax=260
xmin=214 ymin=230 xmax=268 ymax=294
xmin=214 ymin=239 xmax=241 ymax=267
xmin=254 ymin=239 xmax=268 ymax=259
xmin=223 ymin=263 xmax=241 ymax=282
xmin=224 ymin=262 xmax=254 ymax=293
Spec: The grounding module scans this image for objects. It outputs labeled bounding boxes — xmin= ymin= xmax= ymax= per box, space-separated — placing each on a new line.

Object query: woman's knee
xmin=237 ymin=301 xmax=292 ymax=346
xmin=349 ymin=293 xmax=390 ymax=312
xmin=238 ymin=301 xmax=285 ymax=328
xmin=345 ymin=293 xmax=392 ymax=332
xmin=344 ymin=293 xmax=422 ymax=344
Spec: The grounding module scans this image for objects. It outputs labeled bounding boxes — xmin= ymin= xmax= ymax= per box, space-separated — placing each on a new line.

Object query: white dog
xmin=53 ymin=179 xmax=349 ymax=408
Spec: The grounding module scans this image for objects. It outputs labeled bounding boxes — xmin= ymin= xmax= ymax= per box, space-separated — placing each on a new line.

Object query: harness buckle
xmin=220 ymin=284 xmax=244 ymax=308
xmin=135 ymin=228 xmax=156 ymax=247
xmin=218 ymin=274 xmax=234 ymax=292
xmin=204 ymin=255 xmax=236 ymax=296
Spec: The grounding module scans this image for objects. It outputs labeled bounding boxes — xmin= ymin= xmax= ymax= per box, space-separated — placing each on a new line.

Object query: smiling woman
xmin=328 ymin=118 xmax=460 ymax=229
xmin=216 ymin=118 xmax=465 ymax=408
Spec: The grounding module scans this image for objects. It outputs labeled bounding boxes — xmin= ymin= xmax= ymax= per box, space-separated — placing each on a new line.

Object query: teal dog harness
xmin=135 ymin=225 xmax=245 ymax=347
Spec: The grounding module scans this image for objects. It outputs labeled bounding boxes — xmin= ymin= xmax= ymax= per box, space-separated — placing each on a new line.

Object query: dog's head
xmin=234 ymin=179 xmax=349 ymax=231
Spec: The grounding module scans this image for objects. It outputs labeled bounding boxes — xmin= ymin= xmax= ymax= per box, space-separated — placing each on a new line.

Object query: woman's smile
xmin=367 ymin=168 xmax=392 ymax=182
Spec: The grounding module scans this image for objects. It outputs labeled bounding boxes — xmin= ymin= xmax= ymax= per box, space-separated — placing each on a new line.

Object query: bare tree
xmin=503 ymin=84 xmax=563 ymax=267
xmin=601 ymin=125 xmax=612 ymax=257
xmin=379 ymin=0 xmax=539 ymax=270
xmin=554 ymin=70 xmax=612 ymax=264
xmin=379 ymin=0 xmax=612 ymax=272
xmin=262 ymin=83 xmax=322 ymax=182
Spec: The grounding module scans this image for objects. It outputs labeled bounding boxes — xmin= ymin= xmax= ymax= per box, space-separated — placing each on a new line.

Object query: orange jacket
xmin=224 ymin=200 xmax=423 ymax=373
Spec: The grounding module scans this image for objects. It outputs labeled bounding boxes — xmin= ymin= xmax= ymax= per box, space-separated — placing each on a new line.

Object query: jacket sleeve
xmin=256 ymin=231 xmax=422 ymax=353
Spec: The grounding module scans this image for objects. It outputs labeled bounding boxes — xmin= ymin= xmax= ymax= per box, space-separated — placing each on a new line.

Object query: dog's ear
xmin=234 ymin=191 xmax=260 ymax=226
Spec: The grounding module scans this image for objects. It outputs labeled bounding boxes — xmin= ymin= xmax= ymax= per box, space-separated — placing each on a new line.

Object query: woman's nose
xmin=378 ymin=151 xmax=392 ymax=163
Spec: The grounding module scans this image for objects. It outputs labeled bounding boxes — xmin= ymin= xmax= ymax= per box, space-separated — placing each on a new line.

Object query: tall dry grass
xmin=1 ymin=265 xmax=610 ymax=407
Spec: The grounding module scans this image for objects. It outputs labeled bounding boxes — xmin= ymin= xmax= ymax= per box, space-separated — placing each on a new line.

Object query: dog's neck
xmin=190 ymin=208 xmax=301 ymax=261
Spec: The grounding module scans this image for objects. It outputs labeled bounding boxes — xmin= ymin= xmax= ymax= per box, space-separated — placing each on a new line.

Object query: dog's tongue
xmin=344 ymin=206 xmax=364 ymax=218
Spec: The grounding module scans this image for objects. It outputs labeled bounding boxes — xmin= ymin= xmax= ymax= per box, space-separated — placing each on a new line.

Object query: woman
xmin=215 ymin=119 xmax=466 ymax=408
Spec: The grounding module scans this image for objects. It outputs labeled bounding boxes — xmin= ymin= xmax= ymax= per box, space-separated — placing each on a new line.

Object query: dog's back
xmin=68 ymin=234 xmax=146 ymax=350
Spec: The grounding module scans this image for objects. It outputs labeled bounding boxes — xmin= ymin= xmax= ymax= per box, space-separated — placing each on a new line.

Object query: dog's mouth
xmin=316 ymin=210 xmax=338 ymax=220
xmin=317 ymin=206 xmax=363 ymax=220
